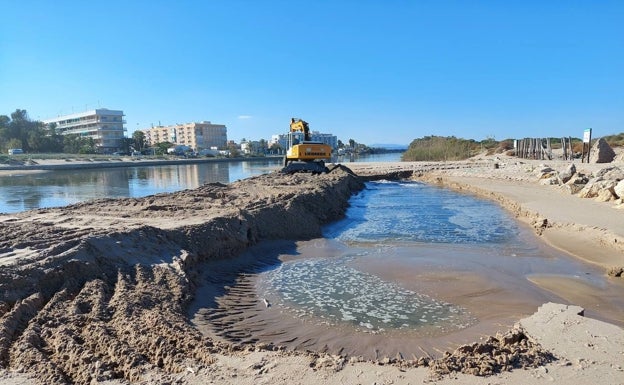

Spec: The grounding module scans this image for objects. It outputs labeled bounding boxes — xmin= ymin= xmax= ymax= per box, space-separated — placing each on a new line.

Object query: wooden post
xmin=533 ymin=138 xmax=538 ymax=159
xmin=582 ymin=128 xmax=592 ymax=163
xmin=587 ymin=130 xmax=592 ymax=162
xmin=546 ymin=138 xmax=552 ymax=160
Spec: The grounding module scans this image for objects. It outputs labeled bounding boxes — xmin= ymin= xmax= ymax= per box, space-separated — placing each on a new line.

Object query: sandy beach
xmin=0 ymin=156 xmax=623 ymax=385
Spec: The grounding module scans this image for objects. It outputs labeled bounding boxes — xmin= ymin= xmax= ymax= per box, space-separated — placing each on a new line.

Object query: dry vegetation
xmin=401 ymin=133 xmax=623 ymax=162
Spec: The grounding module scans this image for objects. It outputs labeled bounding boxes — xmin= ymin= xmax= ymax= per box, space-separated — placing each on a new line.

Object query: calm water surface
xmin=0 ymin=159 xmax=282 ymax=213
xmin=0 ymin=153 xmax=402 ymax=213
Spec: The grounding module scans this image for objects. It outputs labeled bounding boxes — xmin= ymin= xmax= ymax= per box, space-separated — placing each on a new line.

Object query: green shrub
xmin=602 ymin=132 xmax=624 ymax=147
xmin=402 ymin=136 xmax=477 ymax=161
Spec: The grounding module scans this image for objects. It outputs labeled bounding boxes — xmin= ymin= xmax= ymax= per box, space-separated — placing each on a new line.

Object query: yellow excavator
xmin=282 ymin=118 xmax=332 ymax=174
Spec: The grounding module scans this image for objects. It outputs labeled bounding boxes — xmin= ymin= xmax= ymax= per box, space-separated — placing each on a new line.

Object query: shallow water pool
xmin=258 ymin=180 xmax=621 ymax=335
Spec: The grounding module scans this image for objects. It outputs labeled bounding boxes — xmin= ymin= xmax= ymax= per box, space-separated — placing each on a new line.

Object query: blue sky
xmin=1 ymin=1 xmax=622 ymax=146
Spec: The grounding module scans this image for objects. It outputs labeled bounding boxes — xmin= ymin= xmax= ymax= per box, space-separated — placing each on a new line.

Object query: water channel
xmin=0 ymin=153 xmax=401 ymax=214
xmin=254 ymin=181 xmax=623 ymax=333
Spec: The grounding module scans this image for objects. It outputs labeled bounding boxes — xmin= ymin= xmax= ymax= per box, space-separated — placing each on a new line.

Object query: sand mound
xmin=0 ymin=169 xmax=363 ymax=384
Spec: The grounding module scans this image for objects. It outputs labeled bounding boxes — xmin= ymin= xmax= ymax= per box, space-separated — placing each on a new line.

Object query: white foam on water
xmin=264 ymin=257 xmax=474 ymax=333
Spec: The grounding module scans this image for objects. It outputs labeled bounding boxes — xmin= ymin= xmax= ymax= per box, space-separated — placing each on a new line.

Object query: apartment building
xmin=143 ymin=121 xmax=227 ymax=151
xmin=43 ymin=108 xmax=126 ymax=153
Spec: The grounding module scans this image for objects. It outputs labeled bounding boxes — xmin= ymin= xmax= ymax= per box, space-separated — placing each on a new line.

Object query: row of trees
xmin=0 ymin=109 xmax=146 ymax=155
xmin=1 ymin=109 xmax=100 ymax=154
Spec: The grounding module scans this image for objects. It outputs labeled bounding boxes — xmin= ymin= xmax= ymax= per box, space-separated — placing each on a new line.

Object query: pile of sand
xmin=0 ymin=167 xmax=362 ymax=384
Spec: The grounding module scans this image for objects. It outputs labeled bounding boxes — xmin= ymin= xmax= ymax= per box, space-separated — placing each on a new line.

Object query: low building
xmin=142 ymin=121 xmax=227 ymax=151
xmin=273 ymin=131 xmax=338 ymax=151
xmin=311 ymin=132 xmax=338 ymax=149
xmin=43 ymin=108 xmax=126 ymax=153
xmin=240 ymin=140 xmax=267 ymax=155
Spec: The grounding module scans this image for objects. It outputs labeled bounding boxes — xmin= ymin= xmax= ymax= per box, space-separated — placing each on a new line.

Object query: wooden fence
xmin=515 ymin=137 xmax=574 ymax=160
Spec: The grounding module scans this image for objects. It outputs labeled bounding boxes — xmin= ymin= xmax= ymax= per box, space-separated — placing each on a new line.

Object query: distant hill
xmin=368 ymin=143 xmax=408 ymax=150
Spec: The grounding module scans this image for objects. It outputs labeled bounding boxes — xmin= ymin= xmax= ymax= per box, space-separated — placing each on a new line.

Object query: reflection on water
xmin=0 ymin=153 xmax=404 ymax=214
xmin=0 ymin=158 xmax=282 ymax=213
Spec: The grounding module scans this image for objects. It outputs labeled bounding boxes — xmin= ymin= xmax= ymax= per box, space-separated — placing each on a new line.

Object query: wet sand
xmin=190 ymin=221 xmax=624 ymax=361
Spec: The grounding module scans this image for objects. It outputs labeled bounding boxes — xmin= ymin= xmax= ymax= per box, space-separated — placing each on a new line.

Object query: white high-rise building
xmin=43 ymin=108 xmax=126 ymax=153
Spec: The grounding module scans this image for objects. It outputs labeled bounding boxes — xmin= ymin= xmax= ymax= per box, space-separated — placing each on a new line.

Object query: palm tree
xmin=132 ymin=131 xmax=146 ymax=152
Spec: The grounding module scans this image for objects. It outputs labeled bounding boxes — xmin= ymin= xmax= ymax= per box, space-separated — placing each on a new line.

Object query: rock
xmin=615 ymin=180 xmax=624 ymax=199
xmin=535 ymin=166 xmax=554 ymax=176
xmin=560 ymin=184 xmax=584 ymax=195
xmin=589 ymin=138 xmax=616 ymax=163
xmin=536 ymin=165 xmax=559 ymax=185
xmin=559 ymin=163 xmax=576 ymax=184
xmin=539 ymin=177 xmax=560 ymax=186
xmin=562 ymin=173 xmax=589 ymax=194
xmin=565 ymin=174 xmax=589 ymax=186
xmin=596 ymin=167 xmax=624 ymax=182
xmin=595 ymin=189 xmax=617 ymax=202
xmin=607 ymin=267 xmax=624 ymax=277
xmin=578 ymin=180 xmax=618 ymax=200
xmin=532 ymin=218 xmax=550 ymax=235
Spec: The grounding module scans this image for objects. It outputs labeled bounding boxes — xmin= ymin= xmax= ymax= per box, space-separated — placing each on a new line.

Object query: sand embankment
xmin=0 ymin=167 xmax=362 ymax=384
xmin=0 ymin=159 xmax=623 ymax=385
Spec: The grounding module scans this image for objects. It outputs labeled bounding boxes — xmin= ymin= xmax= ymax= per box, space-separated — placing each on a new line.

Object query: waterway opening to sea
xmin=192 ymin=180 xmax=624 ymax=358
